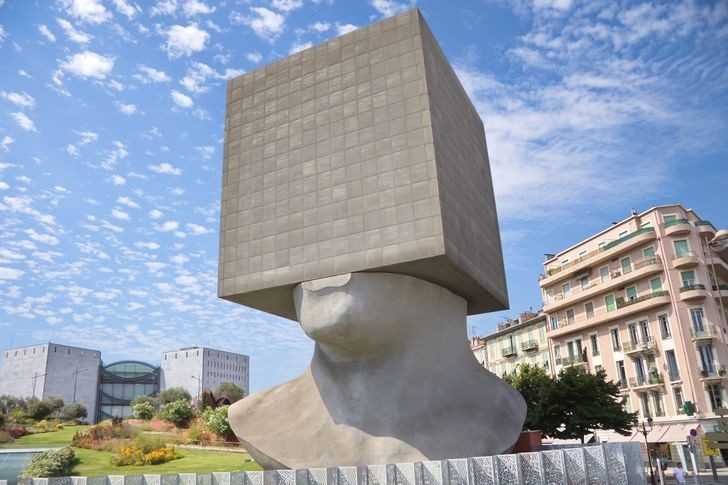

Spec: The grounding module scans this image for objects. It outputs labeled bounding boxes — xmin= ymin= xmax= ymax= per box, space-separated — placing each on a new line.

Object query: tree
xmin=131 ymin=394 xmax=158 ymax=410
xmin=60 ymin=402 xmax=87 ymax=421
xmin=44 ymin=397 xmax=65 ymax=418
xmin=26 ymin=398 xmax=52 ymax=421
xmin=214 ymin=382 xmax=245 ymax=403
xmin=0 ymin=395 xmax=26 ymax=415
xmin=132 ymin=402 xmax=155 ymax=420
xmin=502 ymin=364 xmax=552 ymax=431
xmin=157 ymin=387 xmax=192 ymax=405
xmin=202 ymin=405 xmax=231 ymax=437
xmin=159 ymin=399 xmax=194 ymax=426
xmin=540 ymin=367 xmax=637 ymax=442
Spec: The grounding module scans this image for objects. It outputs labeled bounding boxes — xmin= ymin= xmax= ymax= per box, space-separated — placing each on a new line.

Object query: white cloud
xmin=26 ymin=228 xmax=59 ymax=245
xmin=145 ymin=262 xmax=167 ymax=273
xmin=116 ymin=196 xmax=140 ymax=208
xmin=135 ymin=241 xmax=160 ymax=250
xmin=156 ymin=220 xmax=179 ymax=232
xmin=533 ymin=0 xmax=572 ymax=11
xmin=163 ymin=24 xmax=210 ymax=59
xmin=0 ymin=136 xmax=13 ymax=152
xmin=169 ymin=254 xmax=188 ymax=264
xmin=183 ymin=0 xmax=215 ymax=16
xmin=112 ymin=0 xmax=139 ymax=19
xmin=271 ymin=0 xmax=303 ymax=12
xmin=370 ymin=0 xmax=415 ymax=17
xmin=149 ymin=209 xmax=164 ymax=219
xmin=56 ymin=18 xmax=93 ymax=43
xmin=116 ymin=102 xmax=138 ymax=115
xmin=186 ymin=223 xmax=211 ymax=235
xmin=150 ymin=0 xmax=176 ymax=16
xmin=0 ymin=267 xmax=24 ymax=280
xmin=1 ymin=91 xmax=36 ymax=109
xmin=0 ymin=26 xmax=5 ymax=45
xmin=109 ymin=174 xmax=126 ymax=185
xmin=170 ymin=89 xmax=193 ymax=108
xmin=238 ymin=7 xmax=285 ymax=41
xmin=149 ymin=162 xmax=182 ymax=175
xmin=11 ymin=112 xmax=38 ymax=132
xmin=38 ymin=24 xmax=57 ymax=42
xmin=310 ymin=21 xmax=330 ymax=33
xmin=289 ymin=41 xmax=313 ymax=54
xmin=60 ymin=0 xmax=112 ymax=24
xmin=195 ymin=145 xmax=215 ymax=159
xmin=179 ymin=62 xmax=215 ymax=93
xmin=111 ymin=208 xmax=130 ymax=220
xmin=58 ymin=51 xmax=114 ymax=82
xmin=245 ymin=52 xmax=262 ymax=63
xmin=134 ymin=64 xmax=171 ymax=83
xmin=336 ymin=23 xmax=358 ymax=35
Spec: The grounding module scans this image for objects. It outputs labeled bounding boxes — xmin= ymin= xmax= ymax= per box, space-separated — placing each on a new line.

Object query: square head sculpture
xmin=219 ymin=9 xmax=508 ymax=320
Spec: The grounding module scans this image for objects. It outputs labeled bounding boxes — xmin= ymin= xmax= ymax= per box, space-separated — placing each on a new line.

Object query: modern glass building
xmin=98 ymin=360 xmax=160 ymax=420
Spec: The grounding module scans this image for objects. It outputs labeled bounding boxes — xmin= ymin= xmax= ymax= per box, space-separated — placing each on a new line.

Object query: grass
xmin=0 ymin=425 xmax=90 ymax=448
xmin=72 ymin=448 xmax=262 ymax=475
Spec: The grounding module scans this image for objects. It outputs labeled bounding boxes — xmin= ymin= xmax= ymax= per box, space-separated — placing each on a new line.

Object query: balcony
xmin=543 ymin=256 xmax=663 ymax=312
xmin=521 ymin=340 xmax=539 ymax=352
xmin=700 ymin=365 xmax=727 ymax=383
xmin=561 ymin=354 xmax=588 ymax=367
xmin=680 ymin=284 xmax=709 ymax=301
xmin=691 ymin=324 xmax=719 ymax=342
xmin=672 ymin=251 xmax=700 ymax=269
xmin=629 ymin=374 xmax=665 ymax=391
xmin=548 ymin=291 xmax=671 ymax=338
xmin=664 ymin=218 xmax=692 ymax=236
xmin=540 ymin=228 xmax=656 ymax=286
xmin=696 ymin=220 xmax=716 ymax=237
xmin=501 ymin=346 xmax=517 ymax=358
xmin=622 ymin=337 xmax=658 ymax=356
xmin=713 ymin=284 xmax=728 ymax=301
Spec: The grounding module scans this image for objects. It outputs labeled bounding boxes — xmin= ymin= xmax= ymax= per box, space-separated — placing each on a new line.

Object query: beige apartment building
xmin=540 ymin=204 xmax=727 ymax=464
xmin=470 ymin=311 xmax=550 ymax=378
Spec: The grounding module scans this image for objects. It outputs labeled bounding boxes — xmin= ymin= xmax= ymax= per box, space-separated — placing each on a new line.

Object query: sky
xmin=0 ymin=0 xmax=726 ymax=393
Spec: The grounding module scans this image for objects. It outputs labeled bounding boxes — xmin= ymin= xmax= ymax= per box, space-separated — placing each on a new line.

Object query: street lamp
xmin=191 ymin=375 xmax=201 ymax=402
xmin=72 ymin=367 xmax=89 ymax=402
xmin=637 ymin=416 xmax=655 ymax=485
xmin=707 ymin=229 xmax=728 ymax=327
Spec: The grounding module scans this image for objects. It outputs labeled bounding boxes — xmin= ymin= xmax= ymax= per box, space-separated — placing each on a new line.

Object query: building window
xmin=554 ymin=344 xmax=561 ymax=364
xmin=625 ymin=286 xmax=637 ymax=301
xmin=550 ymin=315 xmax=558 ymax=331
xmin=658 ymin=314 xmax=671 ymax=338
xmin=652 ymin=391 xmax=664 ymax=417
xmin=579 ymin=275 xmax=590 ymax=290
xmin=650 ymin=277 xmax=663 ymax=294
xmin=708 ymin=384 xmax=723 ymax=411
xmin=674 ymin=239 xmax=689 ymax=258
xmin=691 ymin=308 xmax=705 ymax=332
xmin=590 ymin=334 xmax=599 ymax=356
xmin=562 ymin=282 xmax=571 ymax=297
xmin=595 ymin=364 xmax=603 ymax=373
xmin=663 ymin=214 xmax=677 ymax=223
xmin=641 ymin=393 xmax=651 ymax=417
xmin=643 ymin=246 xmax=655 ymax=258
xmin=566 ymin=309 xmax=575 ymax=325
xmin=666 ymin=350 xmax=679 ymax=381
xmin=605 ymin=294 xmax=616 ymax=312
xmin=699 ymin=344 xmax=715 ymax=374
xmin=611 ymin=328 xmax=621 ymax=351
xmin=600 ymin=266 xmax=610 ymax=283
xmin=545 ymin=290 xmax=554 ymax=303
xmin=681 ymin=270 xmax=696 ymax=287
xmin=585 ymin=302 xmax=595 ymax=319
xmin=616 ymin=360 xmax=627 ymax=388
xmin=620 ymin=256 xmax=632 ymax=274
xmin=674 ymin=387 xmax=684 ymax=413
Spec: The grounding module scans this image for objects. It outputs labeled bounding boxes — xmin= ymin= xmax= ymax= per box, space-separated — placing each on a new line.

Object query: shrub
xmin=0 ymin=395 xmax=26 ymax=415
xmin=20 ymin=447 xmax=75 ymax=478
xmin=159 ymin=399 xmax=193 ymax=426
xmin=111 ymin=437 xmax=180 ymax=467
xmin=157 ymin=387 xmax=192 ymax=405
xmin=60 ymin=402 xmax=87 ymax=421
xmin=55 ymin=424 xmax=64 ymax=431
xmin=0 ymin=430 xmax=13 ymax=443
xmin=7 ymin=408 xmax=28 ymax=424
xmin=132 ymin=434 xmax=166 ymax=454
xmin=6 ymin=424 xmax=28 ymax=438
xmin=130 ymin=395 xmax=158 ymax=409
xmin=132 ymin=402 xmax=154 ymax=420
xmin=214 ymin=382 xmax=245 ymax=403
xmin=37 ymin=420 xmax=49 ymax=429
xmin=186 ymin=421 xmax=205 ymax=443
xmin=27 ymin=399 xmax=52 ymax=421
xmin=202 ymin=405 xmax=231 ymax=437
xmin=71 ymin=422 xmax=137 ymax=450
xmin=44 ymin=397 xmax=65 ymax=417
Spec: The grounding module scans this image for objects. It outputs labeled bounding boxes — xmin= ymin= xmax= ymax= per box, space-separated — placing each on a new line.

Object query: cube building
xmin=219 ymin=9 xmax=507 ymax=320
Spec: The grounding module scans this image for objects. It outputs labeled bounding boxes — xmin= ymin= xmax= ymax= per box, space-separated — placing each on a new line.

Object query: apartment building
xmin=539 ymin=204 xmax=727 ymax=464
xmin=470 ymin=311 xmax=551 ymax=377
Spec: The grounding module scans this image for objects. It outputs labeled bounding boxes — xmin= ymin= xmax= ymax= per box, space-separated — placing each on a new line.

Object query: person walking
xmin=674 ymin=462 xmax=688 ymax=484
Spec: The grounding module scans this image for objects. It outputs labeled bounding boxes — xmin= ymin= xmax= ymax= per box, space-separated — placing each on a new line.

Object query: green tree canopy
xmin=214 ymin=382 xmax=245 ymax=403
xmin=60 ymin=402 xmax=87 ymax=421
xmin=157 ymin=387 xmax=192 ymax=405
xmin=502 ymin=363 xmax=552 ymax=431
xmin=26 ymin=398 xmax=52 ymax=421
xmin=0 ymin=395 xmax=26 ymax=415
xmin=44 ymin=396 xmax=65 ymax=417
xmin=130 ymin=394 xmax=158 ymax=409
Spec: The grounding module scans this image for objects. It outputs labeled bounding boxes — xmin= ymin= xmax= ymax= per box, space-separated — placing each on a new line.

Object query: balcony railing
xmin=629 ymin=374 xmax=665 ymax=388
xmin=617 ymin=291 xmax=669 ymax=309
xmin=691 ymin=324 xmax=718 ymax=340
xmin=562 ymin=354 xmax=587 ymax=367
xmin=622 ymin=337 xmax=658 ymax=355
xmin=696 ymin=220 xmax=716 ymax=230
xmin=618 ymin=379 xmax=628 ymax=389
xmin=700 ymin=365 xmax=727 ymax=380
xmin=713 ymin=284 xmax=728 ymax=291
xmin=543 ymin=256 xmax=662 ymax=307
xmin=501 ymin=346 xmax=517 ymax=358
xmin=541 ymin=228 xmax=656 ymax=279
xmin=680 ymin=283 xmax=707 ymax=292
xmin=521 ymin=340 xmax=539 ymax=352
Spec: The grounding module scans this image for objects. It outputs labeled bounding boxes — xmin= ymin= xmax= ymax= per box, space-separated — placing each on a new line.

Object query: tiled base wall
xmin=5 ymin=442 xmax=645 ymax=485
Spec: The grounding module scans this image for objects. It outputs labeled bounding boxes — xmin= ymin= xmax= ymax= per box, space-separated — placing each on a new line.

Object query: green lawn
xmin=0 ymin=425 xmax=90 ymax=448
xmin=72 ymin=448 xmax=262 ymax=475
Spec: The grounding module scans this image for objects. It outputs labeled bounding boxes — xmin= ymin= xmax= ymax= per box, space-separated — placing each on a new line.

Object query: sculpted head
xmin=293 ymin=272 xmax=466 ymax=357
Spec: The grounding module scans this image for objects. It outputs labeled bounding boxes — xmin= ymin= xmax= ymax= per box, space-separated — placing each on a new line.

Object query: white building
xmin=160 ymin=346 xmax=249 ymax=401
xmin=0 ymin=342 xmax=101 ymax=422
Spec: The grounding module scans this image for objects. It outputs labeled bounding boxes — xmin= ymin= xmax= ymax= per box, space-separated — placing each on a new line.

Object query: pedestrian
xmin=674 ymin=462 xmax=688 ymax=484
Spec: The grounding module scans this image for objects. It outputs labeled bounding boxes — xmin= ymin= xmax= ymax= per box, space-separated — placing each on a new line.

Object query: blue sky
xmin=0 ymin=0 xmax=726 ymax=392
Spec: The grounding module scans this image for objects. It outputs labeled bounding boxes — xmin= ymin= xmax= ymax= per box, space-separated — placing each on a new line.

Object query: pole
xmin=644 ymin=434 xmax=656 ymax=485
xmin=656 ymin=458 xmax=665 ymax=485
xmin=709 ymin=455 xmax=718 ymax=482
xmin=688 ymin=436 xmax=699 ymax=485
xmin=32 ymin=371 xmax=37 ymax=398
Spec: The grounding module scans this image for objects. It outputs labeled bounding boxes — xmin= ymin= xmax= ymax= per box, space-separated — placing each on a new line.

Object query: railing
xmin=618 ymin=379 xmax=628 ymax=389
xmin=691 ymin=324 xmax=718 ymax=340
xmin=713 ymin=284 xmax=728 ymax=291
xmin=668 ymin=371 xmax=681 ymax=382
xmin=501 ymin=346 xmax=517 ymax=358
xmin=664 ymin=218 xmax=690 ymax=228
xmin=700 ymin=365 xmax=727 ymax=379
xmin=617 ymin=290 xmax=669 ymax=309
xmin=629 ymin=374 xmax=664 ymax=387
xmin=521 ymin=340 xmax=538 ymax=352
xmin=555 ymin=356 xmax=562 ymax=365
xmin=544 ymin=256 xmax=661 ymax=305
xmin=562 ymin=354 xmax=587 ymax=366
xmin=622 ymin=337 xmax=657 ymax=354
xmin=680 ymin=283 xmax=706 ymax=292
xmin=696 ymin=220 xmax=716 ymax=229
xmin=541 ymin=228 xmax=656 ymax=279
